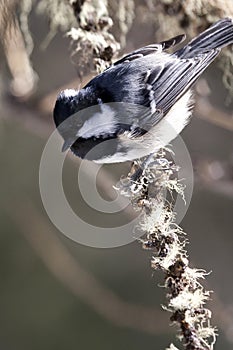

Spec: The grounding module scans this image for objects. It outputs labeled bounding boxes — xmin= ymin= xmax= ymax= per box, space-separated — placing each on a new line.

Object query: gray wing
xmin=94 ymin=48 xmax=220 ymax=139
xmin=78 ymin=41 xmax=220 ymax=142
xmin=113 ymin=35 xmax=186 ymax=66
xmin=144 ymin=50 xmax=220 ymax=112
xmin=127 ymin=48 xmax=220 ymax=137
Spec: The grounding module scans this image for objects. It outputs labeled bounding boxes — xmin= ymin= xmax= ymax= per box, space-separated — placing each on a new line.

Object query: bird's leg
xmin=130 ymin=153 xmax=155 ymax=182
xmin=130 ymin=151 xmax=172 ymax=182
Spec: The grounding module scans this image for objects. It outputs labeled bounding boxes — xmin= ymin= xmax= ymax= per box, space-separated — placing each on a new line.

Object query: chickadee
xmin=54 ymin=18 xmax=233 ymax=163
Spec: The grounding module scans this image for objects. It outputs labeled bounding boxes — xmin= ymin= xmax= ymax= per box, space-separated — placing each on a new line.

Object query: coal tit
xmin=54 ymin=18 xmax=233 ymax=163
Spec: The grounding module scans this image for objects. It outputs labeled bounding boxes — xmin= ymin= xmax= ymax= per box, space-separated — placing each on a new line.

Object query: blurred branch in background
xmin=0 ymin=0 xmax=37 ymax=99
xmin=195 ymin=156 xmax=233 ymax=200
xmin=108 ymin=0 xmax=135 ymax=47
xmin=0 ymin=0 xmax=16 ymax=42
xmin=35 ymin=0 xmax=76 ymax=49
xmin=196 ymin=97 xmax=233 ymax=132
xmin=3 ymin=19 xmax=38 ymax=99
xmin=36 ymin=0 xmax=122 ymax=73
xmin=9 ymin=196 xmax=168 ymax=335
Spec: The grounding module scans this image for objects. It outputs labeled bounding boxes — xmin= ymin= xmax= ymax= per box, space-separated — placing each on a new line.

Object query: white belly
xmin=95 ymin=91 xmax=193 ymax=163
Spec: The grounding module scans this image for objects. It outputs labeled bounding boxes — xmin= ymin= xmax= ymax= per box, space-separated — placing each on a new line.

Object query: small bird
xmin=54 ymin=18 xmax=233 ymax=163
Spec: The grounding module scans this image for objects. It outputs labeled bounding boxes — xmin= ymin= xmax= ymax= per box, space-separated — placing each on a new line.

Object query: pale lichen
xmin=108 ymin=0 xmax=135 ymax=47
xmin=166 ymin=344 xmax=180 ymax=350
xmin=116 ymin=150 xmax=217 ymax=350
xmin=18 ymin=0 xmax=122 ymax=73
xmin=36 ymin=0 xmax=76 ymax=48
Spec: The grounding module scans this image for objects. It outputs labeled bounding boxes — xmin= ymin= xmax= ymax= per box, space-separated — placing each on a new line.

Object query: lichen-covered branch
xmin=35 ymin=0 xmax=123 ymax=73
xmin=66 ymin=0 xmax=120 ymax=73
xmin=117 ymin=150 xmax=217 ymax=350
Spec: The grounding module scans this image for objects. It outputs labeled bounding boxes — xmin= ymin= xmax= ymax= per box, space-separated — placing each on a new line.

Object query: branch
xmin=116 ymin=152 xmax=217 ymax=349
xmin=4 ymin=23 xmax=37 ymax=98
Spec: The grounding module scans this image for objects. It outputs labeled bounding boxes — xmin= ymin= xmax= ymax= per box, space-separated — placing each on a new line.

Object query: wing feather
xmin=113 ymin=34 xmax=186 ymax=66
xmin=128 ymin=49 xmax=220 ymax=136
xmin=153 ymin=50 xmax=219 ymax=113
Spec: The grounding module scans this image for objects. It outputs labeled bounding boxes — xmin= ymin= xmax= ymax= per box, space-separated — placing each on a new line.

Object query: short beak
xmin=62 ymin=139 xmax=73 ymax=152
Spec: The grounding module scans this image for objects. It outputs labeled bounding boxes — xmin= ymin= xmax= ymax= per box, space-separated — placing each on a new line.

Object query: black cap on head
xmin=53 ymin=89 xmax=78 ymax=127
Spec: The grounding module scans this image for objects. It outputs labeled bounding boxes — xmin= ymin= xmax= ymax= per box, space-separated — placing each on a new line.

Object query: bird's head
xmin=53 ymin=87 xmax=100 ymax=152
xmin=53 ymin=88 xmax=84 ymax=152
xmin=53 ymin=89 xmax=78 ymax=128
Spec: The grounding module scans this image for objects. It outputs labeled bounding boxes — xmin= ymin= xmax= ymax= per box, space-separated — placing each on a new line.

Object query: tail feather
xmin=176 ymin=18 xmax=233 ymax=58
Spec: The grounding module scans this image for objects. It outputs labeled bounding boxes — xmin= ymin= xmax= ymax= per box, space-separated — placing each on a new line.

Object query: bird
xmin=54 ymin=18 xmax=233 ymax=164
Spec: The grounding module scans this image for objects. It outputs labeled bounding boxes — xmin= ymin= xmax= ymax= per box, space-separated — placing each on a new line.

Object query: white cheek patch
xmin=76 ymin=104 xmax=118 ymax=139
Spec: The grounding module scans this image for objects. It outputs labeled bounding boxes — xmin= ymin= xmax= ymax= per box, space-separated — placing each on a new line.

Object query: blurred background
xmin=0 ymin=1 xmax=233 ymax=349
